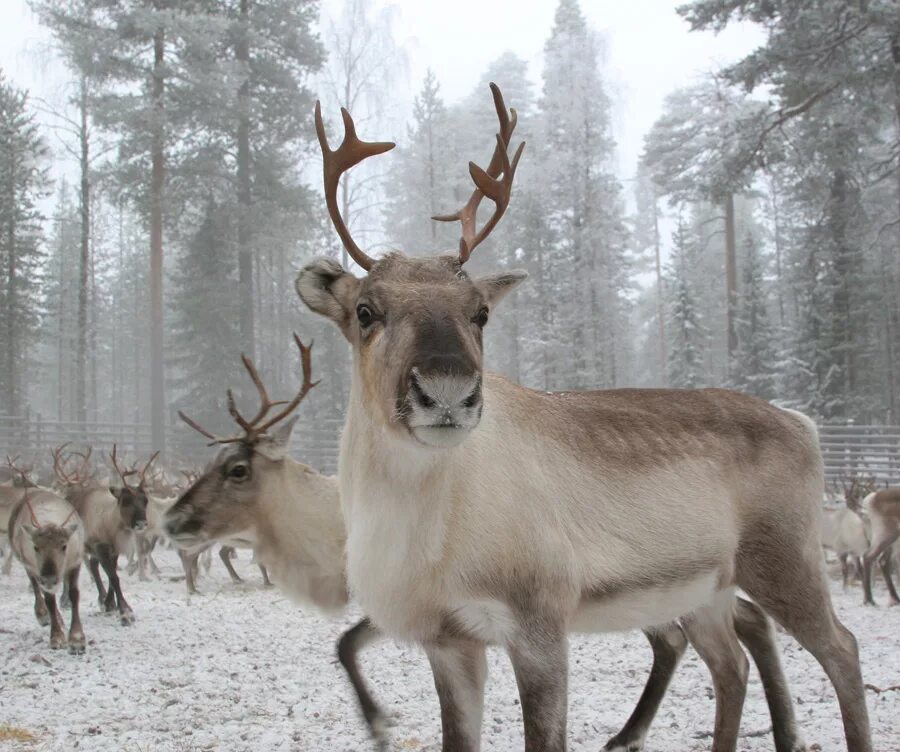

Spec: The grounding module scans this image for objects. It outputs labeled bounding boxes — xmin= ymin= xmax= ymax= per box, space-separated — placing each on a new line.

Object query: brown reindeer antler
xmin=315 ymin=102 xmax=395 ymax=270
xmin=6 ymin=455 xmax=34 ymax=488
xmin=51 ymin=443 xmax=93 ymax=487
xmin=110 ymin=443 xmax=141 ymax=489
xmin=432 ymin=83 xmax=525 ymax=264
xmin=179 ymin=334 xmax=319 ymax=445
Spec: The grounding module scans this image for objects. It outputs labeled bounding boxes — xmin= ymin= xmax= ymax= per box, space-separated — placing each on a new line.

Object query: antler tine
xmin=178 ymin=411 xmax=232 ymax=445
xmin=110 ymin=443 xmax=139 ymax=487
xmin=315 ymin=100 xmax=395 ymax=271
xmin=432 ymin=82 xmax=525 ymax=264
xmin=256 ymin=334 xmax=320 ymax=434
xmin=51 ymin=443 xmax=74 ymax=484
xmin=140 ymin=450 xmax=161 ymax=487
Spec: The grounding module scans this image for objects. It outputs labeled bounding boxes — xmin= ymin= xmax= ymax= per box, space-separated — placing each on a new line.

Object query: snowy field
xmin=0 ymin=548 xmax=897 ymax=752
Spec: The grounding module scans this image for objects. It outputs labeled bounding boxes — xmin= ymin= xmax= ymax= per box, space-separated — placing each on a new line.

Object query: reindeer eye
xmin=472 ymin=307 xmax=489 ymax=328
xmin=356 ymin=304 xmax=374 ymax=328
xmin=228 ymin=464 xmax=249 ymax=481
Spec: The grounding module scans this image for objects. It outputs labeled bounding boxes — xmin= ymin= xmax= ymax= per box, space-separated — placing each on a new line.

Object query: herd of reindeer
xmin=2 ymin=83 xmax=900 ymax=752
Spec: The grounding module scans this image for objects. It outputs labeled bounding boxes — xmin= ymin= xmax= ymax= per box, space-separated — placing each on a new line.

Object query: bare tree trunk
xmin=150 ymin=26 xmax=166 ymax=453
xmin=5 ymin=179 xmax=18 ymax=415
xmin=724 ymin=192 xmax=738 ymax=365
xmin=237 ymin=0 xmax=255 ymax=360
xmin=653 ymin=200 xmax=666 ymax=384
xmin=76 ymin=78 xmax=90 ymax=429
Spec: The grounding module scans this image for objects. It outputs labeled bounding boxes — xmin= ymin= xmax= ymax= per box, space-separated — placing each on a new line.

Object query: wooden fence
xmin=1 ymin=413 xmax=898 ymax=487
xmin=818 ymin=424 xmax=900 ymax=487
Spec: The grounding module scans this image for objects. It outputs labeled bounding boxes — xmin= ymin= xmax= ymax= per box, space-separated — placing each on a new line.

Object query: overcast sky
xmin=0 ymin=0 xmax=764 ymax=196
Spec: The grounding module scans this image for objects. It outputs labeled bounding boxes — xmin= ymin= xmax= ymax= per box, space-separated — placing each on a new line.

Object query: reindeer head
xmin=296 ymin=84 xmax=526 ymax=450
xmin=109 ymin=445 xmax=158 ymax=533
xmin=165 ymin=335 xmax=317 ymax=549
xmin=18 ymin=501 xmax=80 ymax=594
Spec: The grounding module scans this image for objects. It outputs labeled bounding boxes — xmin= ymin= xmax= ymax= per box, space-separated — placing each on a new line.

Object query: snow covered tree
xmin=729 ymin=232 xmax=777 ymax=399
xmin=537 ymin=0 xmax=630 ymax=389
xmin=0 ymin=73 xmax=50 ymax=415
xmin=666 ymin=216 xmax=705 ymax=389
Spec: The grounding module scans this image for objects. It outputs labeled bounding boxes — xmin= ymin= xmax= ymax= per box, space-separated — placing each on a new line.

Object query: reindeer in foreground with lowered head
xmin=166 ymin=338 xmax=398 ymax=741
xmin=295 ymin=84 xmax=871 ymax=752
xmin=7 ymin=477 xmax=86 ymax=653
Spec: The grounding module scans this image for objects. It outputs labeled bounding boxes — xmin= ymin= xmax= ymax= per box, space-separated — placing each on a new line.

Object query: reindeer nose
xmin=39 ymin=575 xmax=58 ymax=590
xmin=133 ymin=521 xmax=147 ymax=532
xmin=408 ymin=368 xmax=482 ymax=416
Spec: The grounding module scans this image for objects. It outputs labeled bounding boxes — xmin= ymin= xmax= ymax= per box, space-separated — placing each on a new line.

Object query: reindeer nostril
xmin=410 ymin=372 xmax=436 ymax=409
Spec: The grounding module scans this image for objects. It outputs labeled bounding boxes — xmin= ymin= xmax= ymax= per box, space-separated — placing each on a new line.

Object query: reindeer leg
xmin=43 ymin=591 xmax=66 ymax=649
xmin=681 ymin=597 xmax=749 ymax=752
xmin=733 ymin=598 xmax=806 ymax=752
xmin=258 ymin=563 xmax=273 ymax=587
xmin=337 ymin=618 xmax=390 ymax=746
xmin=604 ymin=624 xmax=687 ymax=752
xmin=877 ymin=545 xmax=900 ymax=605
xmin=2 ymin=545 xmax=13 ymax=575
xmin=219 ymin=546 xmax=243 ymax=583
xmin=426 ymin=637 xmax=488 ymax=752
xmin=507 ymin=618 xmax=568 ymax=752
xmin=29 ymin=575 xmax=50 ymax=626
xmin=180 ymin=550 xmax=199 ymax=595
xmin=66 ymin=567 xmax=85 ymax=654
xmin=87 ymin=555 xmax=107 ymax=607
xmin=839 ymin=553 xmax=850 ymax=591
xmin=98 ymin=545 xmax=133 ymax=625
xmin=863 ymin=535 xmax=898 ymax=606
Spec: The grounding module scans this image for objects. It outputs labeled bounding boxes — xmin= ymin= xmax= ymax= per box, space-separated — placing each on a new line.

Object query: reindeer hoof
xmin=36 ymin=613 xmax=50 ymax=627
xmin=50 ymin=635 xmax=67 ymax=650
xmin=604 ymin=736 xmax=644 ymax=752
xmin=120 ymin=611 xmax=135 ymax=626
xmin=69 ymin=639 xmax=86 ymax=655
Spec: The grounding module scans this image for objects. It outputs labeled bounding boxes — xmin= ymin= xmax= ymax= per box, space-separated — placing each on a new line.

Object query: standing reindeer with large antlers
xmin=295 ymin=83 xmax=870 ymax=752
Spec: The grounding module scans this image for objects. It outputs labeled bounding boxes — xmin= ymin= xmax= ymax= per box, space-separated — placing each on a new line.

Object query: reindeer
xmin=165 ymin=339 xmax=395 ymax=738
xmin=294 ymin=84 xmax=871 ymax=752
xmin=171 ymin=338 xmax=809 ymax=751
xmin=860 ymin=487 xmax=900 ymax=606
xmin=7 ymin=485 xmax=86 ymax=653
xmin=55 ymin=444 xmax=154 ymax=625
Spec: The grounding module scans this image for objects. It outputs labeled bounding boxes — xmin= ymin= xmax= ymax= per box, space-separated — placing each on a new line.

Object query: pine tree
xmin=666 ymin=217 xmax=705 ymax=389
xmin=169 ymin=199 xmax=241 ymax=436
xmin=538 ymin=0 xmax=630 ymax=389
xmin=730 ymin=232 xmax=777 ymax=399
xmin=0 ymin=72 xmax=50 ymax=415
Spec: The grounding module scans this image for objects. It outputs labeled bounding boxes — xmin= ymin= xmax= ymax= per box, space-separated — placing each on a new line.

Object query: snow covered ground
xmin=0 ymin=548 xmax=897 ymax=752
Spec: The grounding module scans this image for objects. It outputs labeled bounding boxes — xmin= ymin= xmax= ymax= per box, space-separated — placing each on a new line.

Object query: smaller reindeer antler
xmin=432 ymin=83 xmax=525 ymax=265
xmin=179 ymin=334 xmax=319 ymax=446
xmin=6 ymin=455 xmax=34 ymax=488
xmin=110 ymin=443 xmax=141 ymax=488
xmin=51 ymin=443 xmax=94 ymax=487
xmin=315 ymin=102 xmax=395 ymax=271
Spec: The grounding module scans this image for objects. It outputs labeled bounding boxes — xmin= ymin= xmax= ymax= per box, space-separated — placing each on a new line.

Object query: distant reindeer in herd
xmin=295 ymin=83 xmax=871 ymax=751
xmin=860 ymin=487 xmax=900 ymax=606
xmin=6 ymin=458 xmax=86 ymax=653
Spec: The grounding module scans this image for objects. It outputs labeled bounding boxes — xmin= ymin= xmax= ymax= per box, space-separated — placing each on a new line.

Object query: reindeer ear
xmin=477 ymin=270 xmax=528 ymax=308
xmin=256 ymin=416 xmax=299 ymax=462
xmin=64 ymin=521 xmax=80 ymax=537
xmin=109 ymin=486 xmax=123 ymax=501
xmin=295 ymin=258 xmax=360 ymax=338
